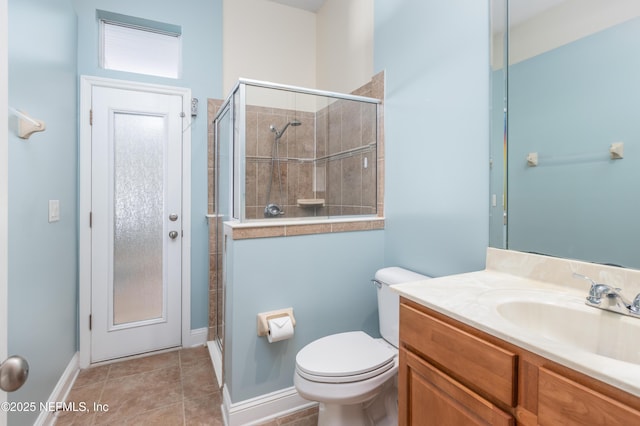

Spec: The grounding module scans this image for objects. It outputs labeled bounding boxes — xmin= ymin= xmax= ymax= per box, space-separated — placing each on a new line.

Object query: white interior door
xmin=90 ymin=86 xmax=183 ymax=363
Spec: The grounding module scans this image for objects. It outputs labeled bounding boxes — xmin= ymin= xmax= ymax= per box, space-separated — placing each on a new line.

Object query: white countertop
xmin=392 ymin=248 xmax=640 ymax=398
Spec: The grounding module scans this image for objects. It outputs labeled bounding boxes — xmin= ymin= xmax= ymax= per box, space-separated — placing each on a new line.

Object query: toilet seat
xmin=295 ymin=331 xmax=396 ymax=384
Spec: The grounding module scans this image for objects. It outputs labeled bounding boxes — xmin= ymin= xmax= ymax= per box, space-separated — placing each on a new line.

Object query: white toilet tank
xmin=374 ymin=267 xmax=430 ymax=348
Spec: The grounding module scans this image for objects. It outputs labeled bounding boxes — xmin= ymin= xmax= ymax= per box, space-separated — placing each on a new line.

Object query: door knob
xmin=0 ymin=355 xmax=29 ymax=392
xmin=169 ymin=231 xmax=179 ymax=240
xmin=169 ymin=213 xmax=178 ymax=222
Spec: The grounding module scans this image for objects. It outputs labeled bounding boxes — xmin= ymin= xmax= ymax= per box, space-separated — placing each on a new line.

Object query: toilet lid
xmin=296 ymin=331 xmax=396 ymax=383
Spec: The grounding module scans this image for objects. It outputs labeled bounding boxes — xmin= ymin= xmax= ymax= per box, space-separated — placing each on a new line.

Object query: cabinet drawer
xmin=401 ymin=349 xmax=515 ymax=426
xmin=539 ymin=367 xmax=640 ymax=426
xmin=400 ymin=303 xmax=517 ymax=407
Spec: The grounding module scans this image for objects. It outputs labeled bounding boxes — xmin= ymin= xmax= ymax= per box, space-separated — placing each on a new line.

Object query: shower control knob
xmin=169 ymin=231 xmax=179 ymax=240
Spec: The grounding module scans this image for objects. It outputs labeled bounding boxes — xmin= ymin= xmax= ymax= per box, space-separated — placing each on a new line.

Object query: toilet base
xmin=317 ymin=378 xmax=397 ymax=426
xmin=318 ymin=403 xmax=368 ymax=426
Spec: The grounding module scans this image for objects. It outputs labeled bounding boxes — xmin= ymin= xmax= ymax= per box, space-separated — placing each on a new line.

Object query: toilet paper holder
xmin=257 ymin=308 xmax=296 ymax=337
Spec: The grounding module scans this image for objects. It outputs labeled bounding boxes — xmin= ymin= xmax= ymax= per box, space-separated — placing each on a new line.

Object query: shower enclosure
xmin=215 ymin=79 xmax=380 ymax=223
xmin=207 ymin=79 xmax=380 ymax=383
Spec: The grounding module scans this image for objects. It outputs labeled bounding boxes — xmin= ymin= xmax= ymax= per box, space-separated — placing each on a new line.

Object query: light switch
xmin=49 ymin=200 xmax=60 ymax=223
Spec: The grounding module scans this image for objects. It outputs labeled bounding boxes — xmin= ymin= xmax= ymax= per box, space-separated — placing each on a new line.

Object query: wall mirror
xmin=490 ymin=0 xmax=640 ymax=269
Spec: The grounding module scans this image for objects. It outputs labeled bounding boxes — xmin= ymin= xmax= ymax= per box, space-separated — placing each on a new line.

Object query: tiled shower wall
xmin=207 ymin=99 xmax=223 ymax=342
xmin=245 ymin=108 xmax=317 ymax=219
xmin=317 ymin=96 xmax=378 ymax=216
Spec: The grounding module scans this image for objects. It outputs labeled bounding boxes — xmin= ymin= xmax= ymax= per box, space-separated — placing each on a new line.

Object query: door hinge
xmin=89 ymin=212 xmax=92 ymax=228
xmin=89 ymin=109 xmax=93 ymax=126
xmin=89 ymin=314 xmax=92 ymax=331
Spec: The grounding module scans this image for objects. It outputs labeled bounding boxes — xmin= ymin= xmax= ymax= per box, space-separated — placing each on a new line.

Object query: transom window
xmin=98 ymin=10 xmax=182 ymax=79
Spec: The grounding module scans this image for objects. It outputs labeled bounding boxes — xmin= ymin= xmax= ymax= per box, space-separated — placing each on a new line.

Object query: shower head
xmin=270 ymin=120 xmax=302 ymax=139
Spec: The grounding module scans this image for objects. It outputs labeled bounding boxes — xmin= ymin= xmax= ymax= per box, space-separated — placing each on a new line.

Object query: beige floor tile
xmin=123 ymin=401 xmax=185 ymax=426
xmin=108 ymin=351 xmax=180 ymax=379
xmin=276 ymin=406 xmax=319 ymax=426
xmin=74 ymin=364 xmax=111 ymax=388
xmin=179 ymin=346 xmax=210 ymax=368
xmin=60 ymin=348 xmax=313 ymax=425
xmin=95 ymin=368 xmax=183 ymax=424
xmin=183 ymin=395 xmax=224 ymax=426
xmin=182 ymin=371 xmax=219 ymax=402
xmin=55 ymin=381 xmax=105 ymax=426
xmin=54 ymin=411 xmax=97 ymax=426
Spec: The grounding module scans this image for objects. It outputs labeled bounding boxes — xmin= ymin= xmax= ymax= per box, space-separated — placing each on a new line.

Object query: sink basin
xmin=483 ymin=289 xmax=640 ymax=364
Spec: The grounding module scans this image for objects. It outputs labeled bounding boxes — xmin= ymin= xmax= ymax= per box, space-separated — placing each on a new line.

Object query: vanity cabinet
xmin=398 ymin=298 xmax=640 ymax=425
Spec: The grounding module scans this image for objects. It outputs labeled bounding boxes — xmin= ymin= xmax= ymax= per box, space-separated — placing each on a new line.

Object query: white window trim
xmin=99 ymin=19 xmax=182 ymax=79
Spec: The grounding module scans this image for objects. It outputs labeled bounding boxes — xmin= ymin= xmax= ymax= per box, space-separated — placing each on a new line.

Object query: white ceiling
xmin=267 ymin=0 xmax=326 ymax=13
xmin=270 ymin=0 xmax=569 ymax=22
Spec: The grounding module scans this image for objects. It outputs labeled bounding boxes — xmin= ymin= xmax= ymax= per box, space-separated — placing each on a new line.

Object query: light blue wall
xmin=72 ymin=0 xmax=223 ymax=329
xmin=7 ymin=1 xmax=78 ymax=424
xmin=225 ymin=230 xmax=385 ymax=402
xmin=375 ymin=0 xmax=490 ymax=277
xmin=490 ymin=68 xmax=506 ymax=248
xmin=221 ymin=0 xmax=492 ymax=404
xmin=508 ymin=18 xmax=640 ymax=269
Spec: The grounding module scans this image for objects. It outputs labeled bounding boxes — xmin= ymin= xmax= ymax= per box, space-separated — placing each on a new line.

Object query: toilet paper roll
xmin=267 ymin=316 xmax=294 ymax=343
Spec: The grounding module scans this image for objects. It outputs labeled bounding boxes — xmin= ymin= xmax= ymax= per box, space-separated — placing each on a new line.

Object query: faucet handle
xmin=573 ymin=273 xmax=597 ymax=286
xmin=573 ymin=273 xmax=608 ymax=304
xmin=631 ymin=294 xmax=640 ymax=314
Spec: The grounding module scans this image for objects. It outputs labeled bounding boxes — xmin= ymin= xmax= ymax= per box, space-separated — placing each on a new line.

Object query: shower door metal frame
xmin=212 ymin=101 xmax=233 ymax=345
xmin=235 ymin=84 xmax=247 ymax=222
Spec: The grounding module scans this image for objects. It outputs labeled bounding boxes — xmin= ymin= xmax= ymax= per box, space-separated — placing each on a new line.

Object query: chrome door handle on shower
xmin=169 ymin=231 xmax=179 ymax=240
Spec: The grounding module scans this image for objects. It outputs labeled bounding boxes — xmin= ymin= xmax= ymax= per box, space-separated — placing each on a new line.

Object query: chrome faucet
xmin=573 ymin=273 xmax=640 ymax=317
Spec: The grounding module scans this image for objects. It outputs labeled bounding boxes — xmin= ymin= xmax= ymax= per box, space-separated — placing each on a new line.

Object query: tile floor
xmin=54 ymin=346 xmax=318 ymax=426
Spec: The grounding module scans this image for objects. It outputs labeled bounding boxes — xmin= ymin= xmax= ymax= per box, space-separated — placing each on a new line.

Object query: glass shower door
xmin=213 ymin=104 xmax=232 ymax=353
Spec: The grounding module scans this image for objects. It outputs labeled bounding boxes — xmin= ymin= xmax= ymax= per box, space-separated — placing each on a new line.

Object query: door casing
xmin=1 ymin=0 xmax=9 ymax=422
xmin=79 ymin=75 xmax=192 ymax=368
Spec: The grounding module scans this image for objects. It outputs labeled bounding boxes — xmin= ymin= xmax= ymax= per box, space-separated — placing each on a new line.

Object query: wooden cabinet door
xmin=538 ymin=367 xmax=640 ymax=426
xmin=400 ymin=349 xmax=514 ymax=426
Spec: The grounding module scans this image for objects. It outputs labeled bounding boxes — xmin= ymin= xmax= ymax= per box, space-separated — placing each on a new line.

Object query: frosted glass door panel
xmin=113 ymin=113 xmax=166 ymax=326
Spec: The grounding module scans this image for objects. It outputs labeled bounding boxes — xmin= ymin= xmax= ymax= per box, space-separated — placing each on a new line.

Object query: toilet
xmin=294 ymin=267 xmax=430 ymax=426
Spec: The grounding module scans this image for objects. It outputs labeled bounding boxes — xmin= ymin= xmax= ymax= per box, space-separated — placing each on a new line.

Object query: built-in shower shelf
xmin=297 ymin=198 xmax=325 ymax=208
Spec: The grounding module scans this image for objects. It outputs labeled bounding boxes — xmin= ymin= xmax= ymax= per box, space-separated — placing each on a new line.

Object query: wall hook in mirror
xmin=9 ymin=107 xmax=46 ymax=140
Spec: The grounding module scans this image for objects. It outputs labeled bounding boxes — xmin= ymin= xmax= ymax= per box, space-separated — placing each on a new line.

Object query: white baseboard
xmin=222 ymin=384 xmax=317 ymax=426
xmin=206 ymin=340 xmax=223 ymax=388
xmin=35 ymin=352 xmax=79 ymax=426
xmin=184 ymin=327 xmax=208 ymax=348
